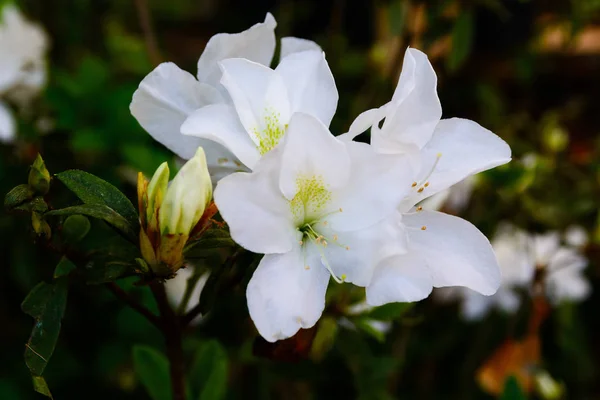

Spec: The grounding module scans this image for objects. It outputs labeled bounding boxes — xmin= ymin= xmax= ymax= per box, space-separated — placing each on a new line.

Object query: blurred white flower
xmin=0 ymin=4 xmax=48 ymax=142
xmin=165 ymin=266 xmax=210 ymax=325
xmin=419 ymin=175 xmax=477 ymax=213
xmin=130 ymin=13 xmax=321 ymax=183
xmin=443 ymin=225 xmax=590 ymax=320
xmin=564 ymin=225 xmax=588 ymax=249
xmin=342 ymin=48 xmax=511 ymax=305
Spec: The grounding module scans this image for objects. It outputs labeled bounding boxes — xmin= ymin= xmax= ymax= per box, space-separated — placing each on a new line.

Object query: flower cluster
xmin=131 ymin=13 xmax=512 ymax=342
xmin=0 ymin=4 xmax=48 ymax=142
xmin=440 ymin=224 xmax=590 ymax=320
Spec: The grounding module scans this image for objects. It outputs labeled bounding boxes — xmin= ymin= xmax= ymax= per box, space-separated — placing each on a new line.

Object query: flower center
xmin=289 ymin=175 xmax=332 ymax=224
xmin=252 ymin=109 xmax=287 ymax=155
xmin=288 ymin=175 xmax=348 ymax=283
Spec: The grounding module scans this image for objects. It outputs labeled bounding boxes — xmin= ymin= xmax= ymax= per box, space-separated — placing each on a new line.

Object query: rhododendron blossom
xmin=214 ymin=113 xmax=412 ymax=341
xmin=130 ymin=13 xmax=321 ymax=182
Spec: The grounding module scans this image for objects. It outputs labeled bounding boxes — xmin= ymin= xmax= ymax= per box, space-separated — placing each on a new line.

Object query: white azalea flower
xmin=214 ymin=113 xmax=412 ymax=342
xmin=0 ymin=4 xmax=48 ymax=142
xmin=341 ymin=48 xmax=511 ymax=305
xmin=181 ymin=49 xmax=337 ymax=170
xmin=130 ymin=13 xmax=322 ymax=181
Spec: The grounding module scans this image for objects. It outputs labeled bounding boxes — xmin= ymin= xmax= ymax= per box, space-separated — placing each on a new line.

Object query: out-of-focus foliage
xmin=1 ymin=0 xmax=600 ymax=399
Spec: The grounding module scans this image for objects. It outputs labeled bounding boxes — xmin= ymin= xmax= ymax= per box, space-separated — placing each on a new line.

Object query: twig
xmin=150 ymin=282 xmax=186 ymax=400
xmin=105 ymin=282 xmax=161 ymax=329
xmin=133 ymin=0 xmax=162 ymax=66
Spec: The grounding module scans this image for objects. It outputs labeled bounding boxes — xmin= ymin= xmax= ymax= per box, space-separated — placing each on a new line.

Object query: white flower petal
xmin=379 ymin=48 xmax=441 ymax=150
xmin=219 ymin=58 xmax=291 ymax=139
xmin=328 ymin=142 xmax=415 ymax=232
xmin=280 ymin=37 xmax=321 ymax=59
xmin=401 ymin=118 xmax=512 ymax=209
xmin=339 ymin=106 xmax=387 ymax=141
xmin=278 ymin=113 xmax=350 ymax=200
xmin=366 ymin=253 xmax=433 ymax=306
xmin=321 ymin=214 xmax=409 ymax=286
xmin=181 ymin=103 xmax=260 ymax=170
xmin=533 ymin=232 xmax=561 ymax=266
xmin=404 ymin=210 xmax=501 ymax=295
xmin=546 ymin=268 xmax=592 ymax=304
xmin=492 ymin=224 xmax=535 ymax=286
xmin=547 ymin=247 xmax=587 ymax=273
xmin=564 ymin=225 xmax=588 ymax=249
xmin=0 ymin=101 xmax=15 ymax=142
xmin=213 ymin=148 xmax=297 ymax=254
xmin=276 ymin=50 xmax=338 ymax=127
xmin=196 ymin=13 xmax=277 ymax=87
xmin=247 ymin=246 xmax=330 ymax=342
xmin=165 ymin=267 xmax=210 ymax=324
xmin=130 ymin=62 xmax=228 ymax=160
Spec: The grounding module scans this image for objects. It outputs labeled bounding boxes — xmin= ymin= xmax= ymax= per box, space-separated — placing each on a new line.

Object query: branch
xmin=105 ymin=282 xmax=161 ymax=329
xmin=150 ymin=282 xmax=186 ymax=400
xmin=133 ymin=0 xmax=162 ymax=66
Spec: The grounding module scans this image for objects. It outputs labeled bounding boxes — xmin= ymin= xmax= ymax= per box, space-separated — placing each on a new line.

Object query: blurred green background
xmin=2 ymin=0 xmax=600 ymax=398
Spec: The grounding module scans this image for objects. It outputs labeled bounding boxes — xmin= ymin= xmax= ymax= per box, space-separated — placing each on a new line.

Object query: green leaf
xmin=500 ymin=376 xmax=528 ymax=400
xmin=366 ymin=303 xmax=413 ymax=320
xmin=46 ymin=204 xmax=136 ymax=242
xmin=62 ymin=214 xmax=91 ymax=243
xmin=447 ymin=10 xmax=474 ymax=72
xmin=21 ymin=279 xmax=69 ymax=376
xmin=4 ymin=184 xmax=34 ymax=209
xmin=83 ymin=260 xmax=135 ymax=284
xmin=190 ymin=340 xmax=228 ymax=400
xmin=132 ymin=345 xmax=172 ymax=400
xmin=14 ymin=197 xmax=48 ymax=213
xmin=31 ymin=375 xmax=53 ymax=399
xmin=55 ymin=170 xmax=139 ymax=229
xmin=53 ymin=257 xmax=77 ymax=279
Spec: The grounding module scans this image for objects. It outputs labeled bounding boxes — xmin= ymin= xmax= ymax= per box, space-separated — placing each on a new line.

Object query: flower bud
xmin=146 ymin=162 xmax=169 ymax=235
xmin=136 ymin=147 xmax=213 ymax=277
xmin=159 ymin=147 xmax=212 ymax=236
xmin=28 ymin=154 xmax=50 ymax=195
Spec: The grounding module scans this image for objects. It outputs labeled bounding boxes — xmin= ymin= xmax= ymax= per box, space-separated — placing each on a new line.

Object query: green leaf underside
xmin=21 ymin=279 xmax=69 ymax=377
xmin=56 ymin=170 xmax=139 ymax=229
xmin=132 ymin=345 xmax=172 ymax=400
